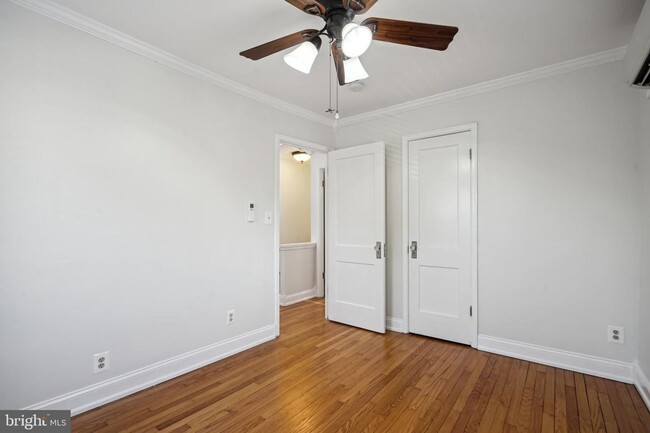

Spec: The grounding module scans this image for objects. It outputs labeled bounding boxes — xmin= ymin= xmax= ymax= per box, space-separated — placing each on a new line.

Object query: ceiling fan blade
xmin=285 ymin=0 xmax=326 ymax=16
xmin=332 ymin=42 xmax=346 ymax=86
xmin=361 ymin=18 xmax=458 ymax=51
xmin=346 ymin=0 xmax=379 ymax=15
xmin=240 ymin=29 xmax=320 ymax=60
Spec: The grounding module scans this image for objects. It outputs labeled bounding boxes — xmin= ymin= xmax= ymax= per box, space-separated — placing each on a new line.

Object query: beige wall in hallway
xmin=280 ymin=150 xmax=311 ymax=244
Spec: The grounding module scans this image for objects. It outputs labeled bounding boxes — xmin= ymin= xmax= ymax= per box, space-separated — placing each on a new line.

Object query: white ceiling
xmin=279 ymin=144 xmax=302 ymax=156
xmin=48 ymin=0 xmax=644 ymax=118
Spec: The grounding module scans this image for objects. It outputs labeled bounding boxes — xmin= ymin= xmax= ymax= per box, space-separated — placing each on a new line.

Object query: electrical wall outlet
xmin=226 ymin=309 xmax=235 ymax=325
xmin=608 ymin=326 xmax=624 ymax=344
xmin=93 ymin=351 xmax=110 ymax=373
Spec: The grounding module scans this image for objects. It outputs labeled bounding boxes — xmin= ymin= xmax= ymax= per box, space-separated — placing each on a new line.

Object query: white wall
xmin=336 ymin=60 xmax=642 ymax=363
xmin=279 ymin=151 xmax=311 ymax=244
xmin=310 ymin=152 xmax=327 ymax=297
xmin=1 ymin=0 xmax=647 ymax=412
xmin=639 ymin=92 xmax=650 ymax=379
xmin=0 ymin=1 xmax=333 ymax=410
xmin=310 ymin=153 xmax=327 ymax=244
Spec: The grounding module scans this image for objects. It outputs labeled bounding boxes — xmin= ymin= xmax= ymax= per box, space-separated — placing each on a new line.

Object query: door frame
xmin=401 ymin=123 xmax=479 ymax=347
xmin=317 ymin=168 xmax=326 ymax=298
xmin=274 ymin=134 xmax=332 ymax=336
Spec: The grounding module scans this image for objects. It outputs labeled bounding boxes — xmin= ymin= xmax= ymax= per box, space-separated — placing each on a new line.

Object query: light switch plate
xmin=264 ymin=212 xmax=272 ymax=225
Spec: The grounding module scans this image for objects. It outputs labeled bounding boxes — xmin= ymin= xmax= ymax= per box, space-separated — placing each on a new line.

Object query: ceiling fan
xmin=240 ymin=0 xmax=459 ymax=86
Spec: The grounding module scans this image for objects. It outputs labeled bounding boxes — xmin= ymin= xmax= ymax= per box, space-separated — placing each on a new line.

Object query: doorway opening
xmin=278 ymin=144 xmax=326 ymax=306
xmin=274 ymin=135 xmax=330 ymax=336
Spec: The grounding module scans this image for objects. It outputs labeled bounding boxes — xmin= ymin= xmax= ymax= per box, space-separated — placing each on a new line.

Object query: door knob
xmin=374 ymin=242 xmax=382 ymax=259
xmin=410 ymin=241 xmax=417 ymax=259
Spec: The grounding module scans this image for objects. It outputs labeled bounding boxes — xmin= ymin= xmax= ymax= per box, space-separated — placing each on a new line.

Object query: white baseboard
xmin=478 ymin=335 xmax=634 ymax=384
xmin=386 ymin=316 xmax=404 ymax=333
xmin=633 ymin=362 xmax=650 ymax=411
xmin=280 ymin=288 xmax=317 ymax=306
xmin=23 ymin=325 xmax=277 ymax=416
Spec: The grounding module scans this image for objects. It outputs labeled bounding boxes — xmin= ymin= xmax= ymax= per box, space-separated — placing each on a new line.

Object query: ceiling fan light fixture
xmin=284 ymin=37 xmax=322 ymax=74
xmin=341 ymin=23 xmax=373 ymax=58
xmin=292 ymin=150 xmax=311 ymax=163
xmin=343 ymin=57 xmax=369 ymax=83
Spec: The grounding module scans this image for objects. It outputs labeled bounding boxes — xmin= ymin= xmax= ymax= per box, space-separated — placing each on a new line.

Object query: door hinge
xmin=469 ymin=149 xmax=473 ymax=160
xmin=322 ymin=272 xmax=325 ymax=280
xmin=470 ymin=305 xmax=473 ymax=317
xmin=322 ymin=179 xmax=325 ymax=188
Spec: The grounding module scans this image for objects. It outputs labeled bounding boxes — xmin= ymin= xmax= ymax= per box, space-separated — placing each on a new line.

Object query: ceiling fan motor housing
xmin=325 ymin=7 xmax=356 ymax=41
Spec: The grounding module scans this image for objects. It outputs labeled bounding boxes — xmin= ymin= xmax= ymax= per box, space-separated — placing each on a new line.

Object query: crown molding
xmin=8 ymin=0 xmax=628 ymax=131
xmin=336 ymin=46 xmax=628 ymax=128
xmin=9 ymin=0 xmax=335 ymax=128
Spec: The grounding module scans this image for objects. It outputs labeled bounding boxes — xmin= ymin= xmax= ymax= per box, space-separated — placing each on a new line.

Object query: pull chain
xmin=325 ymin=40 xmax=340 ymax=120
xmin=326 ymin=41 xmax=335 ymax=116
xmin=335 ymin=77 xmax=340 ymax=119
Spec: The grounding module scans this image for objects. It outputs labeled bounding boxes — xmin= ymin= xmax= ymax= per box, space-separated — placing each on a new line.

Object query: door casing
xmin=401 ymin=123 xmax=479 ymax=347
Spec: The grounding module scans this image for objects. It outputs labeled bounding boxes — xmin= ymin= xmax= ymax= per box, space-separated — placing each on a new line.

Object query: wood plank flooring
xmin=73 ymin=299 xmax=650 ymax=432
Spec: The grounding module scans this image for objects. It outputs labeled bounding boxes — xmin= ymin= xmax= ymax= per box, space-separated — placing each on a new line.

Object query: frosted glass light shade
xmin=341 ymin=23 xmax=373 ymax=58
xmin=284 ymin=41 xmax=319 ymax=74
xmin=343 ymin=57 xmax=369 ymax=83
xmin=292 ymin=150 xmax=311 ymax=163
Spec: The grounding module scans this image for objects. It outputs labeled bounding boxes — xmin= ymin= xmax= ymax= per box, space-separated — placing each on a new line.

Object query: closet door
xmin=408 ymin=131 xmax=473 ymax=344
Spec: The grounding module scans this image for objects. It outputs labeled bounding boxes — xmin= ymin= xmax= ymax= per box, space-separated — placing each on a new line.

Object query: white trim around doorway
xmin=401 ymin=123 xmax=479 ymax=347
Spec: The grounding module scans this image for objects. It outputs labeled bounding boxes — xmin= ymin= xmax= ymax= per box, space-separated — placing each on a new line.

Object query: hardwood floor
xmin=74 ymin=299 xmax=650 ymax=433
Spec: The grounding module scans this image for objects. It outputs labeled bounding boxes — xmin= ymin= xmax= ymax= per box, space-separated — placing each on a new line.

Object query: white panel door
xmin=327 ymin=142 xmax=386 ymax=333
xmin=408 ymin=131 xmax=472 ymax=344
